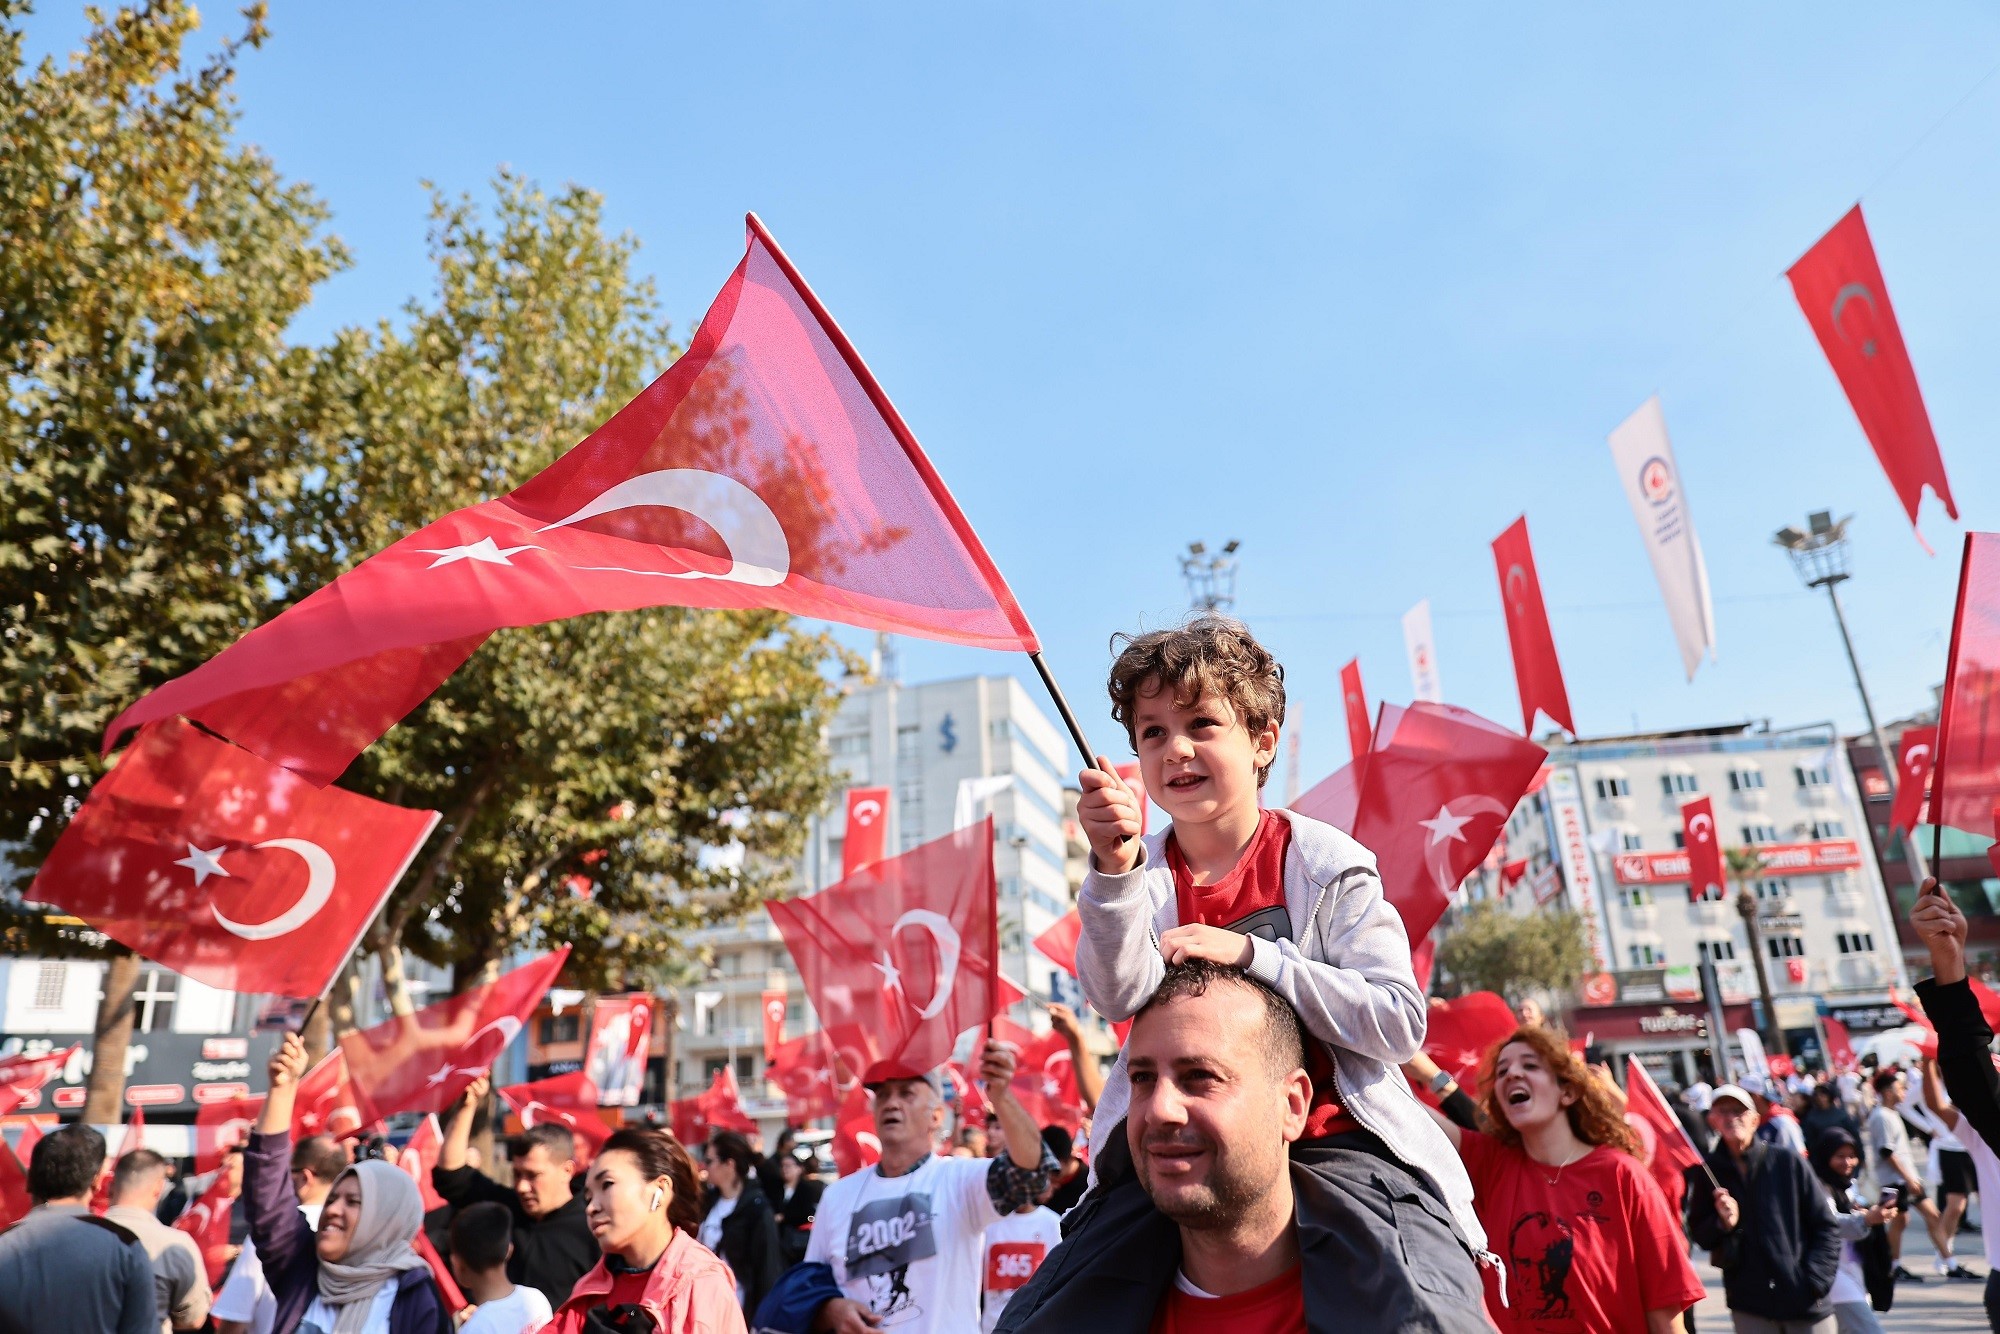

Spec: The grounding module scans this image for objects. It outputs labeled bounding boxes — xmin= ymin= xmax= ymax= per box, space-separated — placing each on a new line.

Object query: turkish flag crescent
xmin=108 ymin=217 xmax=1040 ymax=785
xmin=194 ymin=1094 xmax=265 ymax=1176
xmin=1681 ymin=796 xmax=1725 ymax=904
xmin=842 ymin=786 xmax=890 ymax=879
xmin=29 ymin=719 xmax=440 ymax=998
xmin=339 ymin=948 xmax=568 ymax=1123
xmin=1343 ymin=702 xmax=1547 ymax=943
xmin=1340 ymin=659 xmax=1372 ymax=762
xmin=0 ymin=1046 xmax=76 ymax=1118
xmin=761 ymin=990 xmax=788 ymax=1063
xmin=498 ymin=1073 xmax=612 ymax=1154
xmin=1932 ymin=534 xmax=2000 ymax=841
xmin=1492 ymin=516 xmax=1575 ymax=736
xmin=173 ymin=1174 xmax=239 ymax=1287
xmin=291 ymin=1050 xmax=365 ymax=1141
xmin=1787 ymin=206 xmax=1957 ymax=546
xmin=768 ymin=820 xmax=1000 ymax=1076
xmin=1889 ymin=725 xmax=1937 ymax=835
xmin=767 ymin=1031 xmax=843 ymax=1123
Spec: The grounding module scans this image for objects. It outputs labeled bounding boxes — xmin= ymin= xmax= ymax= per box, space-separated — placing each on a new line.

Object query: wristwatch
xmin=1429 ymin=1069 xmax=1456 ymax=1095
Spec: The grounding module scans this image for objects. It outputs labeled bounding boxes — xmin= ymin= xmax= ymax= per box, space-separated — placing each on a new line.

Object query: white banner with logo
xmin=1401 ymin=600 xmax=1443 ymax=703
xmin=1543 ymin=768 xmax=1611 ymax=970
xmin=1608 ymin=396 xmax=1716 ymax=681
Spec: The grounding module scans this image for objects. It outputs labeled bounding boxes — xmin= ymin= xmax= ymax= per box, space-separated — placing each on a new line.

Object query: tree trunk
xmin=377 ymin=939 xmax=417 ymax=1017
xmin=82 ymin=950 xmax=141 ymax=1124
xmin=302 ymin=990 xmax=333 ymax=1064
xmin=658 ymin=991 xmax=679 ymax=1106
xmin=326 ymin=954 xmax=364 ymax=1040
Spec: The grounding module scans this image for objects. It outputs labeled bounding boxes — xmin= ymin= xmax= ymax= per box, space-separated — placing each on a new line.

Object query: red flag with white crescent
xmin=767 ymin=1031 xmax=842 ymax=1122
xmin=107 ymin=217 xmax=1041 ymax=786
xmin=768 ymin=821 xmax=1000 ymax=1076
xmin=339 ymin=948 xmax=568 ymax=1123
xmin=291 ymin=1050 xmax=366 ymax=1141
xmin=1492 ymin=516 xmax=1575 ymax=736
xmin=584 ymin=993 xmax=652 ymax=1108
xmin=173 ymin=1173 xmax=240 ymax=1286
xmin=194 ymin=1093 xmax=265 ymax=1176
xmin=0 ymin=1046 xmax=77 ymax=1118
xmin=498 ymin=1072 xmax=612 ymax=1155
xmin=831 ymin=1086 xmax=882 ymax=1178
xmin=1681 ymin=796 xmax=1725 ymax=904
xmin=27 ymin=718 xmax=440 ymax=998
xmin=1787 ymin=205 xmax=1956 ymax=546
xmin=1888 ymin=726 xmax=1936 ymax=835
xmin=1340 ymin=658 xmax=1372 ymax=762
xmin=841 ymin=786 xmax=890 ymax=879
xmin=760 ymin=990 xmax=788 ymax=1063
xmin=1931 ymin=534 xmax=2000 ymax=842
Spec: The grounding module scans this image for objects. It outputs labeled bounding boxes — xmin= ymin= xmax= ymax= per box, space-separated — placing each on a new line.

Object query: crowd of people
xmin=8 ymin=615 xmax=2000 ymax=1334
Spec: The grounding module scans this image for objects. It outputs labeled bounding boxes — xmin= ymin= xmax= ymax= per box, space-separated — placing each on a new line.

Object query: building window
xmin=1697 ymin=939 xmax=1737 ymax=962
xmin=31 ymin=963 xmax=66 ymax=1011
xmin=1741 ymin=824 xmax=1778 ymax=844
xmin=1809 ymin=820 xmax=1847 ymax=840
xmin=830 ymin=733 xmax=870 ymax=757
xmin=1594 ymin=776 xmax=1630 ymax=800
xmin=132 ymin=969 xmax=178 ymax=1034
xmin=1621 ymin=832 xmax=1644 ymax=851
xmin=1728 ymin=769 xmax=1765 ymax=791
xmin=1623 ymin=886 xmax=1652 ymax=908
xmin=1835 ymin=932 xmax=1876 ymax=954
xmin=1765 ymin=936 xmax=1806 ymax=959
xmin=1694 ymin=882 xmax=1726 ymax=902
xmin=1758 ymin=878 xmax=1791 ymax=900
xmin=1672 ymin=831 xmax=1685 ymax=850
xmin=1628 ymin=944 xmax=1664 ymax=967
xmin=1662 ymin=773 xmax=1700 ymax=796
xmin=540 ymin=1014 xmax=581 ymax=1044
xmin=1795 ymin=764 xmax=1831 ymax=788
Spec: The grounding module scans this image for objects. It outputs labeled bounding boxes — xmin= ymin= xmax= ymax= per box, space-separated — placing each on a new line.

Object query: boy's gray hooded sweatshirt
xmin=1076 ymin=806 xmax=1487 ymax=1255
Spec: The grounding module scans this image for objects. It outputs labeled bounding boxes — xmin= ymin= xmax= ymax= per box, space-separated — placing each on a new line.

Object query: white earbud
xmin=650 ymin=1187 xmax=664 ymax=1211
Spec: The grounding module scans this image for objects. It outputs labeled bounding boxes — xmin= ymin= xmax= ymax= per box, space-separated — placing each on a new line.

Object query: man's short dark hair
xmin=1133 ymin=958 xmax=1307 ymax=1078
xmin=109 ymin=1147 xmax=170 ymax=1200
xmin=509 ymin=1121 xmax=577 ymax=1165
xmin=449 ymin=1201 xmax=514 ymax=1272
xmin=28 ymin=1124 xmax=106 ymax=1202
xmin=1040 ymin=1126 xmax=1073 ymax=1161
xmin=292 ymin=1134 xmax=350 ymax=1183
xmin=1873 ymin=1070 xmax=1903 ymax=1095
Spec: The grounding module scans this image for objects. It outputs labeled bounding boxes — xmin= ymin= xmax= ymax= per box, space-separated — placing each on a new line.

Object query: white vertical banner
xmin=1543 ymin=768 xmax=1612 ymax=971
xmin=1608 ymin=396 xmax=1717 ymax=680
xmin=1401 ymin=599 xmax=1443 ymax=703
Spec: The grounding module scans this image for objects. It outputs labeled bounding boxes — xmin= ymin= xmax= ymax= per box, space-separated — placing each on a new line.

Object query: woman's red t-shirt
xmin=1167 ymin=810 xmax=1356 ymax=1137
xmin=1149 ymin=1263 xmax=1307 ymax=1334
xmin=1457 ymin=1129 xmax=1706 ymax=1333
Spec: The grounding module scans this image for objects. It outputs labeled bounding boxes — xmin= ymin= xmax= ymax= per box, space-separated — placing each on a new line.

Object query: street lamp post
xmin=1181 ymin=540 xmax=1241 ymax=613
xmin=1774 ymin=512 xmax=1931 ymax=892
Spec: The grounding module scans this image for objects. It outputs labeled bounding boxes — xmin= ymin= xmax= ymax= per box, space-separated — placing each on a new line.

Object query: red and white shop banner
xmin=1612 ymin=839 xmax=1861 ymax=885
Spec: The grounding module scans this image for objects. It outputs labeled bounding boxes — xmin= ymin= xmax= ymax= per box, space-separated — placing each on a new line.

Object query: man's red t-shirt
xmin=1167 ymin=810 xmax=1355 ymax=1137
xmin=1457 ymin=1129 xmax=1707 ymax=1333
xmin=1149 ymin=1264 xmax=1307 ymax=1334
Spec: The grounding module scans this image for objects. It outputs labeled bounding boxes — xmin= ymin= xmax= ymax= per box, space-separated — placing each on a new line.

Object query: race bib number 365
xmin=985 ymin=1241 xmax=1047 ymax=1293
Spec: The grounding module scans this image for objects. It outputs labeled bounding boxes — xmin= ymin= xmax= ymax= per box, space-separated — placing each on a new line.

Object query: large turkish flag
xmin=29 ymin=718 xmax=439 ymax=997
xmin=767 ymin=821 xmax=999 ymax=1076
xmin=340 ymin=948 xmax=568 ymax=1122
xmin=1933 ymin=534 xmax=2000 ymax=841
xmin=1788 ymin=205 xmax=1956 ymax=546
xmin=1492 ymin=516 xmax=1574 ymax=736
xmin=108 ymin=217 xmax=1040 ymax=785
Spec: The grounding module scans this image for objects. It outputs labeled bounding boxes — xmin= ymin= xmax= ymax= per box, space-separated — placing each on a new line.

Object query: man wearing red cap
xmin=808 ymin=1039 xmax=1057 ymax=1334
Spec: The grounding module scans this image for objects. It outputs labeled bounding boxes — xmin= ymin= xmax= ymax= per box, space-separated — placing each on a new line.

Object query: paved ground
xmin=1690 ymin=1223 xmax=1990 ymax=1331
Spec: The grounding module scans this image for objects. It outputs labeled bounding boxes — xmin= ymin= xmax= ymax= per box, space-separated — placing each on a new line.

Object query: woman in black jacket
xmin=698 ymin=1130 xmax=783 ymax=1319
xmin=770 ymin=1147 xmax=824 ymax=1266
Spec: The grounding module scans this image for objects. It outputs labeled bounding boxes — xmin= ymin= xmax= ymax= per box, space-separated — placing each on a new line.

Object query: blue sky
xmin=29 ymin=3 xmax=2000 ymax=789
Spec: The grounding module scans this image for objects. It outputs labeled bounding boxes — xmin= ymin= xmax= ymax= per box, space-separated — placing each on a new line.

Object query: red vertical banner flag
xmin=339 ymin=948 xmax=568 ymax=1122
xmin=1492 ymin=516 xmax=1575 ymax=736
xmin=841 ymin=786 xmax=890 ymax=879
xmin=760 ymin=990 xmax=788 ymax=1063
xmin=1681 ymin=796 xmax=1725 ymax=903
xmin=1889 ymin=725 xmax=1937 ymax=835
xmin=27 ymin=719 xmax=440 ymax=998
xmin=1343 ymin=702 xmax=1548 ymax=942
xmin=1340 ymin=658 xmax=1372 ymax=762
xmin=1787 ymin=205 xmax=1957 ymax=546
xmin=1932 ymin=534 xmax=2000 ymax=840
xmin=768 ymin=821 xmax=1000 ymax=1076
xmin=583 ymin=993 xmax=652 ymax=1108
xmin=108 ymin=217 xmax=1042 ymax=786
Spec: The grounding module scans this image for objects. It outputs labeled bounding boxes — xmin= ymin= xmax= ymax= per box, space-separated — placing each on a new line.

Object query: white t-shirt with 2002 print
xmin=805 ymin=1154 xmax=1001 ymax=1333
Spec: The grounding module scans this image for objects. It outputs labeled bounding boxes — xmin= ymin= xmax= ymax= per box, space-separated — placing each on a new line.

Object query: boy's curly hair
xmin=1107 ymin=615 xmax=1286 ymax=788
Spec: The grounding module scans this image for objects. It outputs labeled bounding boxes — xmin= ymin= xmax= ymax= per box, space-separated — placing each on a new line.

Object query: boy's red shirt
xmin=1166 ymin=809 xmax=1358 ymax=1138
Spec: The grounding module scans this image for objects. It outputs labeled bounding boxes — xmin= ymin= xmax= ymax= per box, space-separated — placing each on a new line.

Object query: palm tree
xmin=1728 ymin=846 xmax=1787 ymax=1064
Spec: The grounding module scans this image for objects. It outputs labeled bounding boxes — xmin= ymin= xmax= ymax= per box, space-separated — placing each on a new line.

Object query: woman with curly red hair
xmin=1424 ymin=1025 xmax=1705 ymax=1334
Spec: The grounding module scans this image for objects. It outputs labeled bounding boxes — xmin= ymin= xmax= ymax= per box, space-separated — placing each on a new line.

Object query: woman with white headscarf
xmin=248 ymin=1032 xmax=450 ymax=1334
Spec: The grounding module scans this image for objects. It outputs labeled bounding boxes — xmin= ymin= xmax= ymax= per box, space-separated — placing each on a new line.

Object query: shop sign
xmin=1612 ymin=839 xmax=1861 ymax=885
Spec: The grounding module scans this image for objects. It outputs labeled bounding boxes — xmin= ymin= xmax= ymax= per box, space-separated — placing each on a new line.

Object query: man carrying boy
xmin=450 ymin=1202 xmax=554 ymax=1334
xmin=1061 ymin=616 xmax=1488 ymax=1329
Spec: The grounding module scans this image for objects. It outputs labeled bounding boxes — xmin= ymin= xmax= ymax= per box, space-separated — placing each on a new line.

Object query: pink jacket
xmin=534 ymin=1230 xmax=746 ymax=1334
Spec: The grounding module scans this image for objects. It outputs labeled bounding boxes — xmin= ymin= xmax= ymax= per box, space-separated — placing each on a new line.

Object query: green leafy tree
xmin=308 ymin=176 xmax=852 ymax=1008
xmin=0 ymin=1 xmax=347 ymax=1118
xmin=1434 ymin=900 xmax=1593 ymax=1002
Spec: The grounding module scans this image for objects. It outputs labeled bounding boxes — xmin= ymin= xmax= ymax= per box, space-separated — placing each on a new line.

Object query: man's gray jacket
xmin=106 ymin=1203 xmax=212 ymax=1332
xmin=0 ymin=1203 xmax=158 ymax=1334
